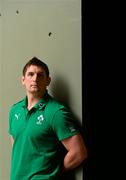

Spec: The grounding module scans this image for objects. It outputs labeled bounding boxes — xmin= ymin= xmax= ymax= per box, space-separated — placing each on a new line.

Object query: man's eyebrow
xmin=36 ymin=72 xmax=45 ymax=75
xmin=27 ymin=71 xmax=44 ymax=73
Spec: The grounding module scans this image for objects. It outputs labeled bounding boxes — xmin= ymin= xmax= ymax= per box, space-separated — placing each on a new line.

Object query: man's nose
xmin=33 ymin=74 xmax=38 ymax=81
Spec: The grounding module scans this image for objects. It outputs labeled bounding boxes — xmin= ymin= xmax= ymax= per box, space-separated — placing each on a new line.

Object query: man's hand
xmin=10 ymin=136 xmax=14 ymax=147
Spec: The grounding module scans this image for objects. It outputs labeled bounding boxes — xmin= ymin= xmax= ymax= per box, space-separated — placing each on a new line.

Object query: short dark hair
xmin=23 ymin=57 xmax=49 ymax=77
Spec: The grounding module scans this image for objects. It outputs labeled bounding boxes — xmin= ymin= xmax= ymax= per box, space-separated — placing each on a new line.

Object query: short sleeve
xmin=8 ymin=107 xmax=13 ymax=135
xmin=51 ymin=107 xmax=79 ymax=141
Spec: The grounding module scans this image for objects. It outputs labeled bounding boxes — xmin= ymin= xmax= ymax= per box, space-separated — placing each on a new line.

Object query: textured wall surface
xmin=0 ymin=0 xmax=82 ymax=179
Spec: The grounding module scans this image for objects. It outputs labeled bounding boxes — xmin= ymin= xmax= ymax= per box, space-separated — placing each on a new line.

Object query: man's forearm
xmin=10 ymin=136 xmax=14 ymax=147
xmin=63 ymin=150 xmax=84 ymax=171
xmin=61 ymin=134 xmax=88 ymax=172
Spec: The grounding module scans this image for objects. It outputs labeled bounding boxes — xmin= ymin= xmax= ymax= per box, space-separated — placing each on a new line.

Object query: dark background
xmin=83 ymin=0 xmax=125 ymax=179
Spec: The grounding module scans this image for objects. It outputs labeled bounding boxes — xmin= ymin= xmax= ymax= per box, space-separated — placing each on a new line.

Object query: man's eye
xmin=28 ymin=72 xmax=34 ymax=76
xmin=38 ymin=74 xmax=44 ymax=78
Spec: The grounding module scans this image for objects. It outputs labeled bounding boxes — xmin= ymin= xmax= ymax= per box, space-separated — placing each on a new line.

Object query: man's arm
xmin=10 ymin=136 xmax=14 ymax=147
xmin=61 ymin=133 xmax=88 ymax=171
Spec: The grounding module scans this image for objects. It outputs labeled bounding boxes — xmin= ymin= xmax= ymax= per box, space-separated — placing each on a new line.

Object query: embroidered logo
xmin=69 ymin=126 xmax=76 ymax=132
xmin=14 ymin=113 xmax=20 ymax=120
xmin=36 ymin=114 xmax=44 ymax=125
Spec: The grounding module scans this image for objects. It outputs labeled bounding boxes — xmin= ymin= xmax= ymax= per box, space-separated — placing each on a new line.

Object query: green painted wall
xmin=0 ymin=0 xmax=82 ymax=179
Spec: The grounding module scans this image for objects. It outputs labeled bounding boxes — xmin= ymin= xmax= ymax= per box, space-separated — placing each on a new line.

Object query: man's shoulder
xmin=48 ymin=97 xmax=64 ymax=108
xmin=10 ymin=99 xmax=25 ymax=110
xmin=47 ymin=97 xmax=67 ymax=113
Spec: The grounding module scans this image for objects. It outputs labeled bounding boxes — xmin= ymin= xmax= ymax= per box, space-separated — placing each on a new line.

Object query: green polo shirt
xmin=8 ymin=92 xmax=79 ymax=180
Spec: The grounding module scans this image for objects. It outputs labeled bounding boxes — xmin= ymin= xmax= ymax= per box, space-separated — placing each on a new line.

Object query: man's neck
xmin=26 ymin=92 xmax=44 ymax=110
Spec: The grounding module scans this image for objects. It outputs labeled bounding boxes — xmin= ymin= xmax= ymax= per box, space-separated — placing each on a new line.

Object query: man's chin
xmin=30 ymin=89 xmax=40 ymax=93
xmin=31 ymin=87 xmax=39 ymax=91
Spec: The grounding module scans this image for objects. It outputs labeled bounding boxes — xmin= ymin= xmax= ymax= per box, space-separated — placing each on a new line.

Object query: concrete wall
xmin=0 ymin=0 xmax=82 ymax=179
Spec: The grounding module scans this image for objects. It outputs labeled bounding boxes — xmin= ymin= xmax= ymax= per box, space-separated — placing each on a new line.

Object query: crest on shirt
xmin=36 ymin=114 xmax=44 ymax=125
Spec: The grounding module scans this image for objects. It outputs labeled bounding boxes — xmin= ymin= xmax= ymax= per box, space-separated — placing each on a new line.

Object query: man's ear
xmin=47 ymin=77 xmax=51 ymax=86
xmin=21 ymin=76 xmax=25 ymax=85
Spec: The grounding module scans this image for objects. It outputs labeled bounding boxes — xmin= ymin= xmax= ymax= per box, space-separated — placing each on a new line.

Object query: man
xmin=8 ymin=57 xmax=87 ymax=180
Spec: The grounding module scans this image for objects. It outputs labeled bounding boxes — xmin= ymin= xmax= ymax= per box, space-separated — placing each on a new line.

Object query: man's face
xmin=22 ymin=65 xmax=51 ymax=95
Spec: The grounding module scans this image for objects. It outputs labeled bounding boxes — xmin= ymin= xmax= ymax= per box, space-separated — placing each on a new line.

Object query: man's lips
xmin=31 ymin=84 xmax=38 ymax=87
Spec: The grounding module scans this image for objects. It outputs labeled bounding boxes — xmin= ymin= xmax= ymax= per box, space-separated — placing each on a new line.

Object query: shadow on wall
xmin=50 ymin=74 xmax=83 ymax=129
xmin=50 ymin=74 xmax=71 ymax=108
xmin=50 ymin=74 xmax=85 ymax=180
xmin=60 ymin=171 xmax=76 ymax=180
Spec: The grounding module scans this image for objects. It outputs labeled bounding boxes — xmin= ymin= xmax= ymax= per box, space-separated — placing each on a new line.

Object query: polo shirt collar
xmin=20 ymin=91 xmax=50 ymax=110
